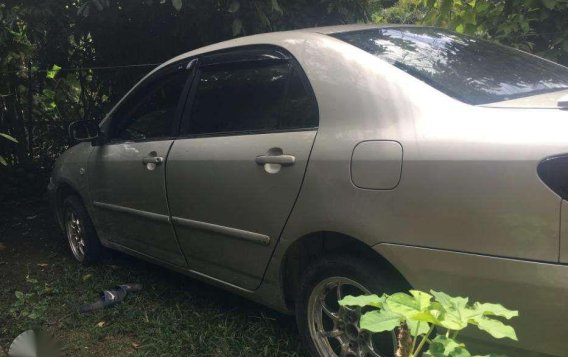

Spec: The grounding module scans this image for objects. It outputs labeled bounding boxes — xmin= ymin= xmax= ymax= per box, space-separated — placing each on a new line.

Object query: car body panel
xmin=483 ymin=88 xmax=568 ymax=109
xmin=87 ymin=140 xmax=186 ymax=266
xmin=561 ymin=200 xmax=568 ymax=263
xmin=375 ymin=243 xmax=568 ymax=357
xmin=166 ymin=130 xmax=317 ymax=290
xmin=48 ymin=142 xmax=95 ymax=227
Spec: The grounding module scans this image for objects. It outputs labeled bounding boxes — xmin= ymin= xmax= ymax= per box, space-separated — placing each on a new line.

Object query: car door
xmin=166 ymin=47 xmax=319 ymax=289
xmin=88 ymin=60 xmax=195 ymax=267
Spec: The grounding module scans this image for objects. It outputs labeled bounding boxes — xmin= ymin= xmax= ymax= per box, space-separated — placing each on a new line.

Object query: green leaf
xmin=542 ymin=0 xmax=557 ymax=10
xmin=386 ymin=290 xmax=431 ymax=320
xmin=232 ymin=18 xmax=243 ymax=36
xmin=430 ymin=290 xmax=473 ymax=330
xmin=46 ymin=64 xmax=61 ymax=79
xmin=271 ymin=0 xmax=283 ymax=14
xmin=410 ymin=290 xmax=433 ymax=311
xmin=428 ymin=336 xmax=472 ymax=357
xmin=431 ymin=336 xmax=462 ymax=355
xmin=0 ymin=155 xmax=7 ymax=166
xmin=0 ymin=133 xmax=17 ymax=143
xmin=228 ymin=0 xmax=240 ymax=13
xmin=171 ymin=0 xmax=182 ymax=11
xmin=452 ymin=347 xmax=473 ymax=357
xmin=15 ymin=291 xmax=24 ymax=299
xmin=471 ymin=316 xmax=518 ymax=340
xmin=407 ymin=319 xmax=430 ymax=336
xmin=473 ymin=302 xmax=518 ymax=319
xmin=339 ymin=294 xmax=386 ymax=308
xmin=359 ymin=309 xmax=401 ymax=333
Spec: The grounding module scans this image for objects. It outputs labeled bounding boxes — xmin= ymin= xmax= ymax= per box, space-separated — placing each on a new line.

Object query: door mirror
xmin=68 ymin=120 xmax=101 ymax=143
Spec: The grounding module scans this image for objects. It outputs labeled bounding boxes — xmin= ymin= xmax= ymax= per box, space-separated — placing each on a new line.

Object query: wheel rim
xmin=65 ymin=209 xmax=86 ymax=261
xmin=307 ymin=276 xmax=395 ymax=357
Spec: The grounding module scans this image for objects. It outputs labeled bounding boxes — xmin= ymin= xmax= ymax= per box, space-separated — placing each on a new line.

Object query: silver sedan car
xmin=49 ymin=24 xmax=568 ymax=357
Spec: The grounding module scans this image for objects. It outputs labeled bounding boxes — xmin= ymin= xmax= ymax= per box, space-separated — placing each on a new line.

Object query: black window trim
xmin=178 ymin=44 xmax=319 ymax=139
xmin=104 ymin=58 xmax=198 ymax=145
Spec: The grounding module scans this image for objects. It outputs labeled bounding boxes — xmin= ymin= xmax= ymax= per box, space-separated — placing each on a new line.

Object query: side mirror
xmin=68 ymin=120 xmax=101 ymax=144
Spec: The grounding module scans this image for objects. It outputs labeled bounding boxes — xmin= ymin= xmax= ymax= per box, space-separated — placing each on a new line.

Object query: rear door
xmin=88 ymin=60 xmax=195 ymax=266
xmin=166 ymin=47 xmax=318 ymax=289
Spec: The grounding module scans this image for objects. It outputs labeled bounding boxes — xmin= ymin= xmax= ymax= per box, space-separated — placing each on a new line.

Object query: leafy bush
xmin=407 ymin=0 xmax=568 ymax=65
xmin=339 ymin=289 xmax=518 ymax=357
xmin=372 ymin=0 xmax=427 ymax=24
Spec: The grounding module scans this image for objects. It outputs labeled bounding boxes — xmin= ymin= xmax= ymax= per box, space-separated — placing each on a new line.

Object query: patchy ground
xmin=0 ymin=199 xmax=306 ymax=356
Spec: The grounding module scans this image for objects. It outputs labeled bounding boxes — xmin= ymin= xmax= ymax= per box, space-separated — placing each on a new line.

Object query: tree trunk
xmin=8 ymin=80 xmax=30 ymax=164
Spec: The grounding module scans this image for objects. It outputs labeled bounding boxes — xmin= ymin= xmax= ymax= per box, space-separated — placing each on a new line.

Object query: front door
xmin=166 ymin=48 xmax=319 ymax=289
xmin=88 ymin=60 xmax=194 ymax=266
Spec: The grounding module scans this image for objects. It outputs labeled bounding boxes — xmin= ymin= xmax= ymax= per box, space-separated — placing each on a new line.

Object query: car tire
xmin=62 ymin=195 xmax=102 ymax=265
xmin=296 ymin=254 xmax=404 ymax=357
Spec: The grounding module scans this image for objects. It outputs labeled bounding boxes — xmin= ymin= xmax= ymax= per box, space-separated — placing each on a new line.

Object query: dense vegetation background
xmin=1 ymin=0 xmax=568 ymax=199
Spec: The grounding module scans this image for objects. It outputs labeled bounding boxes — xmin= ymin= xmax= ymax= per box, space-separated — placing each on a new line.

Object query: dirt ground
xmin=0 ymin=199 xmax=306 ymax=356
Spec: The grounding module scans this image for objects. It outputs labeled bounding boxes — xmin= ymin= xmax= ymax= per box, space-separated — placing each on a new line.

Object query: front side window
xmin=332 ymin=27 xmax=568 ymax=105
xmin=188 ymin=59 xmax=317 ymax=136
xmin=110 ymin=66 xmax=188 ymax=141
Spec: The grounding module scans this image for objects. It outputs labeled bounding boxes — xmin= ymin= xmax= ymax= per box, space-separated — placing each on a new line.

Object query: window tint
xmin=281 ymin=68 xmax=318 ymax=130
xmin=332 ymin=27 xmax=568 ymax=105
xmin=188 ymin=61 xmax=317 ymax=135
xmin=111 ymin=68 xmax=188 ymax=141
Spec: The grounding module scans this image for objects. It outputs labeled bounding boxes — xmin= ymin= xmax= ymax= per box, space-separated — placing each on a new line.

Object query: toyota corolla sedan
xmin=48 ymin=24 xmax=568 ymax=356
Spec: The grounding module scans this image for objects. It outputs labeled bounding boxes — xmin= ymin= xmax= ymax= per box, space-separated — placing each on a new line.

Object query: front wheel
xmin=63 ymin=195 xmax=102 ymax=265
xmin=296 ymin=255 xmax=401 ymax=357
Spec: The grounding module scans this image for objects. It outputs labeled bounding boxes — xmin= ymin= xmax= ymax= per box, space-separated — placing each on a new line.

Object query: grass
xmin=0 ymin=199 xmax=307 ymax=356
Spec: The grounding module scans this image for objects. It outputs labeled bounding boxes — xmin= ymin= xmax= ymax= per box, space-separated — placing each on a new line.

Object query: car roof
xmin=294 ymin=23 xmax=418 ymax=35
xmin=159 ymin=23 xmax=421 ymax=68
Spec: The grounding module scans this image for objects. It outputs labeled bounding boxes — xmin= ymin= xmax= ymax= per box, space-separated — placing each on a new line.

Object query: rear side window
xmin=188 ymin=60 xmax=317 ymax=136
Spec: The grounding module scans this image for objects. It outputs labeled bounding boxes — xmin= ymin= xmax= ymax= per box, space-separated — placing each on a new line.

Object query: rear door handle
xmin=255 ymin=154 xmax=296 ymax=166
xmin=142 ymin=156 xmax=164 ymax=165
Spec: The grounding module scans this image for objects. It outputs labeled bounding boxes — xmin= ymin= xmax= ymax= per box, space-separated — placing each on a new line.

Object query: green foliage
xmin=339 ymin=289 xmax=518 ymax=357
xmin=372 ymin=0 xmax=427 ymax=24
xmin=406 ymin=0 xmax=568 ymax=65
xmin=9 ymin=275 xmax=55 ymax=322
xmin=0 ymin=0 xmax=371 ymax=170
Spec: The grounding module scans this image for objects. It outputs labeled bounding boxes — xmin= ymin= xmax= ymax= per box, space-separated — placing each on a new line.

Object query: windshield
xmin=331 ymin=27 xmax=568 ymax=105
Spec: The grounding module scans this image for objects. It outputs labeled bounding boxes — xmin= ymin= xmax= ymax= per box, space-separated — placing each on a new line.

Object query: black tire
xmin=296 ymin=254 xmax=406 ymax=357
xmin=62 ymin=195 xmax=102 ymax=265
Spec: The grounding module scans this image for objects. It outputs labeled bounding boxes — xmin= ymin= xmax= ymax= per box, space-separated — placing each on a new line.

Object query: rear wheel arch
xmin=281 ymin=231 xmax=410 ymax=309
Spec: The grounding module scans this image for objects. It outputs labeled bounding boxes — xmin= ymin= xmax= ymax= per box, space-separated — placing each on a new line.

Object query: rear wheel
xmin=63 ymin=195 xmax=102 ymax=265
xmin=296 ymin=255 xmax=401 ymax=357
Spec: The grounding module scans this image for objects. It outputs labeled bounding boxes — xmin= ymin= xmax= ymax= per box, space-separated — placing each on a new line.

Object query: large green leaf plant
xmin=339 ymin=290 xmax=518 ymax=357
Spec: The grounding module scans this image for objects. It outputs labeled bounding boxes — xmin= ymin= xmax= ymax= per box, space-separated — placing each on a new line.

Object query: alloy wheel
xmin=65 ymin=209 xmax=86 ymax=261
xmin=307 ymin=276 xmax=395 ymax=357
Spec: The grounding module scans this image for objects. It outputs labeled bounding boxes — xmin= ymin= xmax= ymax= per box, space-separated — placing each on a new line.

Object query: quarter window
xmin=188 ymin=60 xmax=317 ymax=136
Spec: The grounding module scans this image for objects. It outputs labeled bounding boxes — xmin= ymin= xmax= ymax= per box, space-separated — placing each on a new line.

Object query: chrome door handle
xmin=255 ymin=154 xmax=296 ymax=166
xmin=142 ymin=156 xmax=164 ymax=165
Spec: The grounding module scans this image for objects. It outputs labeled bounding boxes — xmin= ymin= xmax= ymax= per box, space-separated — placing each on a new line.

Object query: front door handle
xmin=255 ymin=154 xmax=296 ymax=166
xmin=142 ymin=156 xmax=164 ymax=165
